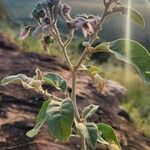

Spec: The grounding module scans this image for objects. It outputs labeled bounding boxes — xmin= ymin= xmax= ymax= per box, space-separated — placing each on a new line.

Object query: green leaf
xmin=46 ymin=99 xmax=74 ymax=143
xmin=109 ymin=39 xmax=150 ymax=84
xmin=82 ymin=104 xmax=99 ymax=119
xmin=43 ymin=72 xmax=67 ymax=92
xmin=129 ymin=8 xmax=145 ymax=27
xmin=97 ymin=132 xmax=109 ymax=145
xmin=97 ymin=123 xmax=121 ymax=150
xmin=1 ymin=74 xmax=29 ymax=85
xmin=26 ymin=119 xmax=45 ymax=138
xmin=37 ymin=100 xmax=50 ymax=123
xmin=80 ymin=65 xmax=102 ymax=76
xmin=94 ymin=39 xmax=150 ymax=84
xmin=1 ymin=73 xmax=42 ymax=89
xmin=78 ymin=122 xmax=98 ymax=149
xmin=107 ymin=2 xmax=144 ymax=27
xmin=26 ymin=100 xmax=50 ymax=138
xmin=94 ymin=43 xmax=109 ymax=53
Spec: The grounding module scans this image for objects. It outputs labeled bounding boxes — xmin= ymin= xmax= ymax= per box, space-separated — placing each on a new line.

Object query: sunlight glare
xmin=125 ymin=0 xmax=132 ymax=82
xmin=145 ymin=0 xmax=150 ymax=8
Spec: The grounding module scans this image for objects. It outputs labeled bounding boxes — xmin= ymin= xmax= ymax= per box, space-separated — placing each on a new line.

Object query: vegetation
xmin=1 ymin=1 xmax=150 ymax=150
xmin=0 ymin=0 xmax=7 ymax=19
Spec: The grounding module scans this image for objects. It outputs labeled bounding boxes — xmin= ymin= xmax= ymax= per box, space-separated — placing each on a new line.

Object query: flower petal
xmin=19 ymin=26 xmax=31 ymax=41
xmin=73 ymin=17 xmax=86 ymax=29
xmin=82 ymin=27 xmax=88 ymax=38
xmin=86 ymin=22 xmax=94 ymax=35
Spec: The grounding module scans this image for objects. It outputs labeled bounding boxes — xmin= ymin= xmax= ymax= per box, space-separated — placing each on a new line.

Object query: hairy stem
xmin=52 ymin=25 xmax=73 ymax=72
xmin=71 ymin=70 xmax=81 ymax=122
xmin=81 ymin=138 xmax=87 ymax=150
xmin=52 ymin=25 xmax=81 ymax=122
xmin=52 ymin=6 xmax=110 ymax=150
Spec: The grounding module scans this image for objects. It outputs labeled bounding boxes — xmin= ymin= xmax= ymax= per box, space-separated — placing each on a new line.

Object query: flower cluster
xmin=19 ymin=0 xmax=101 ymax=44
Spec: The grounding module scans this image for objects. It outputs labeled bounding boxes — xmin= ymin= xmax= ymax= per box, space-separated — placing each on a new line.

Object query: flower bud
xmin=43 ymin=36 xmax=54 ymax=44
xmin=35 ymin=2 xmax=43 ymax=10
xmin=38 ymin=9 xmax=45 ymax=18
xmin=19 ymin=26 xmax=32 ymax=41
xmin=62 ymin=4 xmax=71 ymax=15
xmin=31 ymin=9 xmax=39 ymax=19
xmin=44 ymin=17 xmax=51 ymax=25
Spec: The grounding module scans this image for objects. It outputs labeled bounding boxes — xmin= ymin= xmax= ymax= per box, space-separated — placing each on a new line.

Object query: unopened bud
xmin=62 ymin=4 xmax=71 ymax=15
xmin=44 ymin=17 xmax=51 ymax=25
xmin=35 ymin=2 xmax=43 ymax=10
xmin=43 ymin=36 xmax=54 ymax=44
xmin=31 ymin=9 xmax=39 ymax=18
xmin=38 ymin=9 xmax=46 ymax=18
xmin=19 ymin=26 xmax=32 ymax=41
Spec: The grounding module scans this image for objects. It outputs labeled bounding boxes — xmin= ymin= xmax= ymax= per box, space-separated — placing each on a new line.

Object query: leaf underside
xmin=26 ymin=100 xmax=50 ymax=138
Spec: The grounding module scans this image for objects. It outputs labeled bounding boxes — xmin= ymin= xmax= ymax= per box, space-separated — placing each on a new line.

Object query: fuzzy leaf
xmin=94 ymin=39 xmax=150 ymax=84
xmin=43 ymin=72 xmax=67 ymax=91
xmin=37 ymin=100 xmax=50 ymax=123
xmin=82 ymin=104 xmax=99 ymax=119
xmin=78 ymin=122 xmax=98 ymax=149
xmin=94 ymin=43 xmax=109 ymax=53
xmin=80 ymin=65 xmax=102 ymax=76
xmin=1 ymin=74 xmax=30 ymax=86
xmin=26 ymin=100 xmax=50 ymax=138
xmin=46 ymin=99 xmax=74 ymax=143
xmin=130 ymin=8 xmax=145 ymax=27
xmin=97 ymin=123 xmax=121 ymax=150
xmin=26 ymin=119 xmax=45 ymax=138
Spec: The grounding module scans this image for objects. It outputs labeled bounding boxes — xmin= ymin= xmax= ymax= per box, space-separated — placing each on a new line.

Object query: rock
xmin=0 ymin=34 xmax=150 ymax=150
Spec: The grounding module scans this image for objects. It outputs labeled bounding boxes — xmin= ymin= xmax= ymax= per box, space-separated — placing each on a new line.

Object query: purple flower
xmin=44 ymin=17 xmax=51 ymax=25
xmin=59 ymin=4 xmax=72 ymax=21
xmin=19 ymin=26 xmax=32 ymax=41
xmin=68 ymin=16 xmax=100 ymax=38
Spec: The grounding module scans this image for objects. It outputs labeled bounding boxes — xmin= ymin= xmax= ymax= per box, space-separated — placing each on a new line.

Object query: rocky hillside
xmin=0 ymin=33 xmax=150 ymax=150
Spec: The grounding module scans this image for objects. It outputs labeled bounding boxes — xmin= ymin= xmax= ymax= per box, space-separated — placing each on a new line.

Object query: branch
xmin=64 ymin=30 xmax=75 ymax=47
xmin=52 ymin=25 xmax=73 ymax=72
xmin=74 ymin=10 xmax=108 ymax=71
xmin=31 ymin=86 xmax=63 ymax=102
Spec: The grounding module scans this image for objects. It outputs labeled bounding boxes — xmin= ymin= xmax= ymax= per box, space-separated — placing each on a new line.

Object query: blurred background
xmin=0 ymin=0 xmax=150 ymax=137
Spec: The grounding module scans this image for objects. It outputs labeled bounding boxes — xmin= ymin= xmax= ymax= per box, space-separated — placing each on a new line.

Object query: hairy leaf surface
xmin=43 ymin=72 xmax=67 ymax=91
xmin=78 ymin=122 xmax=98 ymax=149
xmin=46 ymin=99 xmax=74 ymax=143
xmin=94 ymin=39 xmax=150 ymax=84
xmin=26 ymin=100 xmax=50 ymax=137
xmin=82 ymin=104 xmax=99 ymax=119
